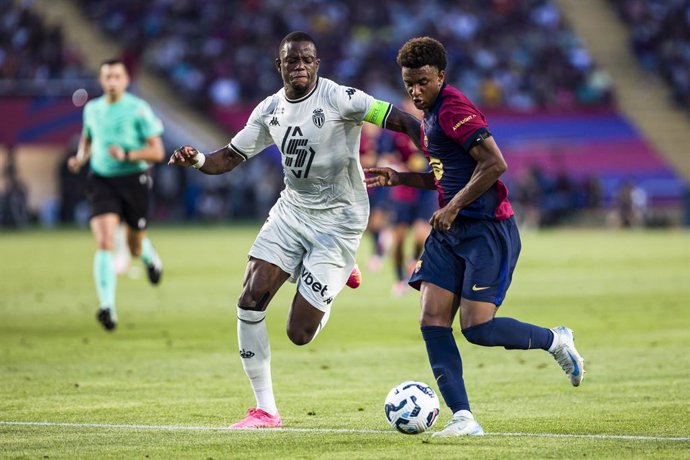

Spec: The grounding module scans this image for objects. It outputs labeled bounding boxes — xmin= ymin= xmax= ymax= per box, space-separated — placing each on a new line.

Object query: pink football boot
xmin=346 ymin=264 xmax=362 ymax=289
xmin=229 ymin=408 xmax=282 ymax=429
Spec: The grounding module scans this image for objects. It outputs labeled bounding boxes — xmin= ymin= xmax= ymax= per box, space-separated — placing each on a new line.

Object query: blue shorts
xmin=415 ymin=189 xmax=438 ymax=222
xmin=368 ymin=187 xmax=391 ymax=211
xmin=391 ymin=190 xmax=438 ymax=225
xmin=408 ymin=216 xmax=521 ymax=306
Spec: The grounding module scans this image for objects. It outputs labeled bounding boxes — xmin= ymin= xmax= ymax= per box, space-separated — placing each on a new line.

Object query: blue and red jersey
xmin=421 ymin=84 xmax=513 ymax=220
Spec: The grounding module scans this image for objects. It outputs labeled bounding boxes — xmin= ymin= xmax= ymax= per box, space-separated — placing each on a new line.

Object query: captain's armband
xmin=363 ymin=100 xmax=392 ymax=127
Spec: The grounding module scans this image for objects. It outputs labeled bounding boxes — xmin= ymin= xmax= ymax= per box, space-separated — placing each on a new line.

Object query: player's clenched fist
xmin=168 ymin=145 xmax=203 ymax=167
xmin=67 ymin=156 xmax=83 ymax=173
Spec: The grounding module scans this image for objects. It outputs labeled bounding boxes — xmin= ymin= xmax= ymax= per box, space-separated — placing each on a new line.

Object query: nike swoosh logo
xmin=567 ymin=351 xmax=580 ymax=377
xmin=471 ymin=284 xmax=491 ymax=291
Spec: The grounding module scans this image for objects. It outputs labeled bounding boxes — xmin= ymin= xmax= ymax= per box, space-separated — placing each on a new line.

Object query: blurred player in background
xmin=366 ymin=37 xmax=585 ymax=437
xmin=360 ymin=122 xmax=391 ymax=273
xmin=68 ymin=59 xmax=164 ymax=331
xmin=169 ymin=31 xmax=422 ymax=429
xmin=378 ymin=102 xmax=437 ymax=295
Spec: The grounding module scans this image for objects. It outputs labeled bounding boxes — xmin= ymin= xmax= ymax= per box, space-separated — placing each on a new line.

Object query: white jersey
xmin=230 ymin=78 xmax=389 ymax=217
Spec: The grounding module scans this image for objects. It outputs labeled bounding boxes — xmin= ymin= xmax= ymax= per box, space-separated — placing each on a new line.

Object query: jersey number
xmin=281 ymin=126 xmax=315 ymax=179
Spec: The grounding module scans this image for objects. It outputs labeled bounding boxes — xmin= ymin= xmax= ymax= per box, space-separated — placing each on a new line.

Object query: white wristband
xmin=191 ymin=152 xmax=206 ymax=169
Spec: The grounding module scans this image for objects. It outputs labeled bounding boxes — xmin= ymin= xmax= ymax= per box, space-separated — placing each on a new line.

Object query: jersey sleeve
xmin=136 ymin=101 xmax=164 ymax=139
xmin=438 ymin=100 xmax=490 ymax=152
xmin=329 ymin=84 xmax=391 ymax=126
xmin=228 ymin=99 xmax=273 ymax=160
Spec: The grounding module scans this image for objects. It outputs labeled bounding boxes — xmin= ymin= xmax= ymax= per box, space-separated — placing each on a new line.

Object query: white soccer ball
xmin=384 ymin=380 xmax=440 ymax=434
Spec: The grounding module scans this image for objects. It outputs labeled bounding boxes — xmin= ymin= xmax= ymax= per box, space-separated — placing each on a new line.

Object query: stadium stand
xmin=77 ymin=0 xmax=613 ymax=112
xmin=610 ymin=0 xmax=690 ymax=111
xmin=0 ymin=0 xmax=687 ymax=227
xmin=0 ymin=0 xmax=93 ymax=94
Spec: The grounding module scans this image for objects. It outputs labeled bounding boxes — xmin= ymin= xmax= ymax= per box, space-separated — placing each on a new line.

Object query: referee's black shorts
xmin=86 ymin=171 xmax=152 ymax=230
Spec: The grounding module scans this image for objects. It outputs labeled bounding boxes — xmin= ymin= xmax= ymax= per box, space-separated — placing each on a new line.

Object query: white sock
xmin=236 ymin=306 xmax=277 ymax=415
xmin=453 ymin=409 xmax=474 ymax=419
xmin=547 ymin=329 xmax=559 ymax=353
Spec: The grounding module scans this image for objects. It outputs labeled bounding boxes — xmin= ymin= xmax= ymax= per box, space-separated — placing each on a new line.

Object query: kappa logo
xmin=269 ymin=116 xmax=280 ymax=126
xmin=312 ymin=108 xmax=325 ymax=128
xmin=239 ymin=349 xmax=255 ymax=359
xmin=301 ymin=267 xmax=334 ymax=305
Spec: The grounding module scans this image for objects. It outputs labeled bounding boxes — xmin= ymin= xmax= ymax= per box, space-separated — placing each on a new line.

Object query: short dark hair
xmin=100 ymin=58 xmax=127 ymax=69
xmin=396 ymin=37 xmax=447 ymax=70
xmin=278 ymin=31 xmax=317 ymax=54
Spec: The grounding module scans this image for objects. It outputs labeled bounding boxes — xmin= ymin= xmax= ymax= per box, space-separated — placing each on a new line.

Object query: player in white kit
xmin=169 ymin=31 xmax=421 ymax=428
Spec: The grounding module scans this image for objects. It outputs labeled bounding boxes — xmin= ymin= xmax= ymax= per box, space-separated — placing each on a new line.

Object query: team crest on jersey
xmin=312 ymin=108 xmax=325 ymax=128
xmin=424 ymin=134 xmax=429 ymax=148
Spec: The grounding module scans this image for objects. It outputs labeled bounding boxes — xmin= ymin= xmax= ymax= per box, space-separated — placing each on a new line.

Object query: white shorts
xmin=248 ymin=198 xmax=367 ymax=312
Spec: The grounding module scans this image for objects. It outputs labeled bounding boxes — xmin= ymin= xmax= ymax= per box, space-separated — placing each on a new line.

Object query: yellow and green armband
xmin=363 ymin=100 xmax=392 ymax=127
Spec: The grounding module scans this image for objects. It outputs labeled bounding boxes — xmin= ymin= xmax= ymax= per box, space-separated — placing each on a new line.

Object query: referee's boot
xmin=146 ymin=255 xmax=163 ymax=286
xmin=96 ymin=307 xmax=117 ymax=331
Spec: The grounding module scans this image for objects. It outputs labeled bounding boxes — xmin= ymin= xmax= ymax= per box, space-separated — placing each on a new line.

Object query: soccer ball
xmin=384 ymin=381 xmax=440 ymax=434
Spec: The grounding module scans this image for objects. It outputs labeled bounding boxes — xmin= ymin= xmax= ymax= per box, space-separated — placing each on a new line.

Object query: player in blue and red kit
xmin=366 ymin=37 xmax=585 ymax=437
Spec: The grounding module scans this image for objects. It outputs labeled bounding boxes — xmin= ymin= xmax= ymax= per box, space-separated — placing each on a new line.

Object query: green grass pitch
xmin=1 ymin=226 xmax=689 ymax=458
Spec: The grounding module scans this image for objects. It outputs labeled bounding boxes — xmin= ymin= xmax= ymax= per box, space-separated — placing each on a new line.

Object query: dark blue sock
xmin=462 ymin=318 xmax=554 ymax=350
xmin=421 ymin=325 xmax=470 ymax=413
xmin=395 ymin=264 xmax=404 ymax=281
xmin=372 ymin=231 xmax=382 ymax=256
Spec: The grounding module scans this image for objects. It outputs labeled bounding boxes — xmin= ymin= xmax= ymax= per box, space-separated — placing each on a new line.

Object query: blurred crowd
xmin=0 ymin=0 xmax=669 ymax=230
xmin=611 ymin=0 xmax=690 ymax=110
xmin=78 ymin=0 xmax=612 ymax=111
xmin=0 ymin=0 xmax=93 ymax=94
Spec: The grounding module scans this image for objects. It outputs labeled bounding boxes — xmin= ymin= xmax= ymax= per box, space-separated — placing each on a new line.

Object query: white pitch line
xmin=1 ymin=421 xmax=688 ymax=442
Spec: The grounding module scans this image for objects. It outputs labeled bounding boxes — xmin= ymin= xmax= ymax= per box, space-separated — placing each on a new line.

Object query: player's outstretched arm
xmin=364 ymin=167 xmax=435 ymax=190
xmin=168 ymin=144 xmax=244 ymax=175
xmin=383 ymin=106 xmax=422 ymax=150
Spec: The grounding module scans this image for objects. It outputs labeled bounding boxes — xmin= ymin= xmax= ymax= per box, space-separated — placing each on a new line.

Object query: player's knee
xmin=237 ymin=289 xmax=271 ymax=311
xmin=96 ymin=235 xmax=115 ymax=251
xmin=461 ymin=320 xmax=496 ymax=346
xmin=419 ymin=310 xmax=451 ymax=327
xmin=286 ymin=325 xmax=315 ymax=346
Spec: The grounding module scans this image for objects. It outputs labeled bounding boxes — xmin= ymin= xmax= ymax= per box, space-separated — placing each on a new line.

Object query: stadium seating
xmin=1 ymin=0 xmax=684 ymax=225
xmin=610 ymin=0 xmax=690 ymax=111
xmin=78 ymin=0 xmax=613 ymax=111
xmin=0 ymin=0 xmax=93 ymax=95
